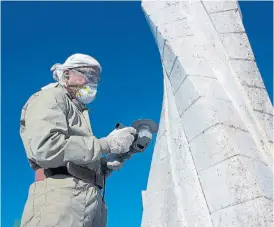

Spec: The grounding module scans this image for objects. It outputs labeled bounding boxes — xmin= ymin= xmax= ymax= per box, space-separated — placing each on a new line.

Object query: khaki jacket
xmin=20 ymin=85 xmax=109 ymax=175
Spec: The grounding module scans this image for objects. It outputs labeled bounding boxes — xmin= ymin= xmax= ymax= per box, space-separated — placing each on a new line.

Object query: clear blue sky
xmin=1 ymin=1 xmax=273 ymax=227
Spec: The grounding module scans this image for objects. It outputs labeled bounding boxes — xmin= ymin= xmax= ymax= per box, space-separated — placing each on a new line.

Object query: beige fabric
xmin=20 ymin=175 xmax=107 ymax=227
xmin=20 ymin=85 xmax=109 ymax=171
xmin=20 ymin=85 xmax=109 ymax=227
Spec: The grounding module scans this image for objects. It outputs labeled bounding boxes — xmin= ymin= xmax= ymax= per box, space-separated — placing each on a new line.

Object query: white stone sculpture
xmin=141 ymin=1 xmax=273 ymax=226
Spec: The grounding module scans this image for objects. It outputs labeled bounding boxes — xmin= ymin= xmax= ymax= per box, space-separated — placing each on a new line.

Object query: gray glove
xmin=101 ymin=155 xmax=122 ymax=177
xmin=103 ymin=127 xmax=136 ymax=154
xmin=105 ymin=153 xmax=124 ymax=170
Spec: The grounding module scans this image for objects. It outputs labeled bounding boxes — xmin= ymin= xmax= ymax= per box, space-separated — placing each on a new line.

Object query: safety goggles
xmin=72 ymin=69 xmax=100 ymax=84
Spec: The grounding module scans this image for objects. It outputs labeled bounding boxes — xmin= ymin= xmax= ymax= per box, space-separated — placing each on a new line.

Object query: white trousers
xmin=20 ymin=175 xmax=107 ymax=227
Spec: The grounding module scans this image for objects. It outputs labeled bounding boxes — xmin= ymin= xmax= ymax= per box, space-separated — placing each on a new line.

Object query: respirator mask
xmin=71 ymin=69 xmax=99 ymax=104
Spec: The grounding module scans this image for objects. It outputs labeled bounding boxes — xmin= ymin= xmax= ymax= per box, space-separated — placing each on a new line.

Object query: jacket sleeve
xmin=22 ymin=89 xmax=109 ymax=169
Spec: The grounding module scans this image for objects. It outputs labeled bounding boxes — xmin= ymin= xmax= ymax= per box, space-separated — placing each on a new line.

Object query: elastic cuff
xmin=98 ymin=138 xmax=110 ymax=154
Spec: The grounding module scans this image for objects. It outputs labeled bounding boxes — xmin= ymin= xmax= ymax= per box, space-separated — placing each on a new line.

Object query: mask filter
xmin=75 ymin=83 xmax=97 ymax=104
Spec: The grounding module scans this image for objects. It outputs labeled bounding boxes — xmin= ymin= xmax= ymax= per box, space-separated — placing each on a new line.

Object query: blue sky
xmin=1 ymin=1 xmax=273 ymax=227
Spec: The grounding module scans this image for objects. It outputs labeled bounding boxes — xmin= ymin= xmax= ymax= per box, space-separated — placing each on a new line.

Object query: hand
xmin=105 ymin=154 xmax=124 ymax=170
xmin=100 ymin=154 xmax=123 ymax=177
xmin=105 ymin=127 xmax=136 ymax=154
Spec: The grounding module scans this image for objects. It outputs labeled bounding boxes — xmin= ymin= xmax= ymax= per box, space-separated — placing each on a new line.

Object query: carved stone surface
xmin=141 ymin=1 xmax=273 ymax=226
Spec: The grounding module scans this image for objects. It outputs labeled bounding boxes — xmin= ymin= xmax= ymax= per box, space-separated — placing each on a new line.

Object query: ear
xmin=63 ymin=69 xmax=70 ymax=79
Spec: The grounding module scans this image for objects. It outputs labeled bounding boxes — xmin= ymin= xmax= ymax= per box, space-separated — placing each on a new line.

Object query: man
xmin=20 ymin=54 xmax=136 ymax=227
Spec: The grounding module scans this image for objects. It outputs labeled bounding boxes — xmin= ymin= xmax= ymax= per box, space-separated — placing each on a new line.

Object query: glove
xmin=100 ymin=155 xmax=123 ymax=177
xmin=104 ymin=127 xmax=136 ymax=154
xmin=105 ymin=154 xmax=124 ymax=170
xmin=105 ymin=150 xmax=135 ymax=170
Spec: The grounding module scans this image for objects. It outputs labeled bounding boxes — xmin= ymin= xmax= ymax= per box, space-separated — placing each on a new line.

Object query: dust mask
xmin=75 ymin=83 xmax=97 ymax=104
